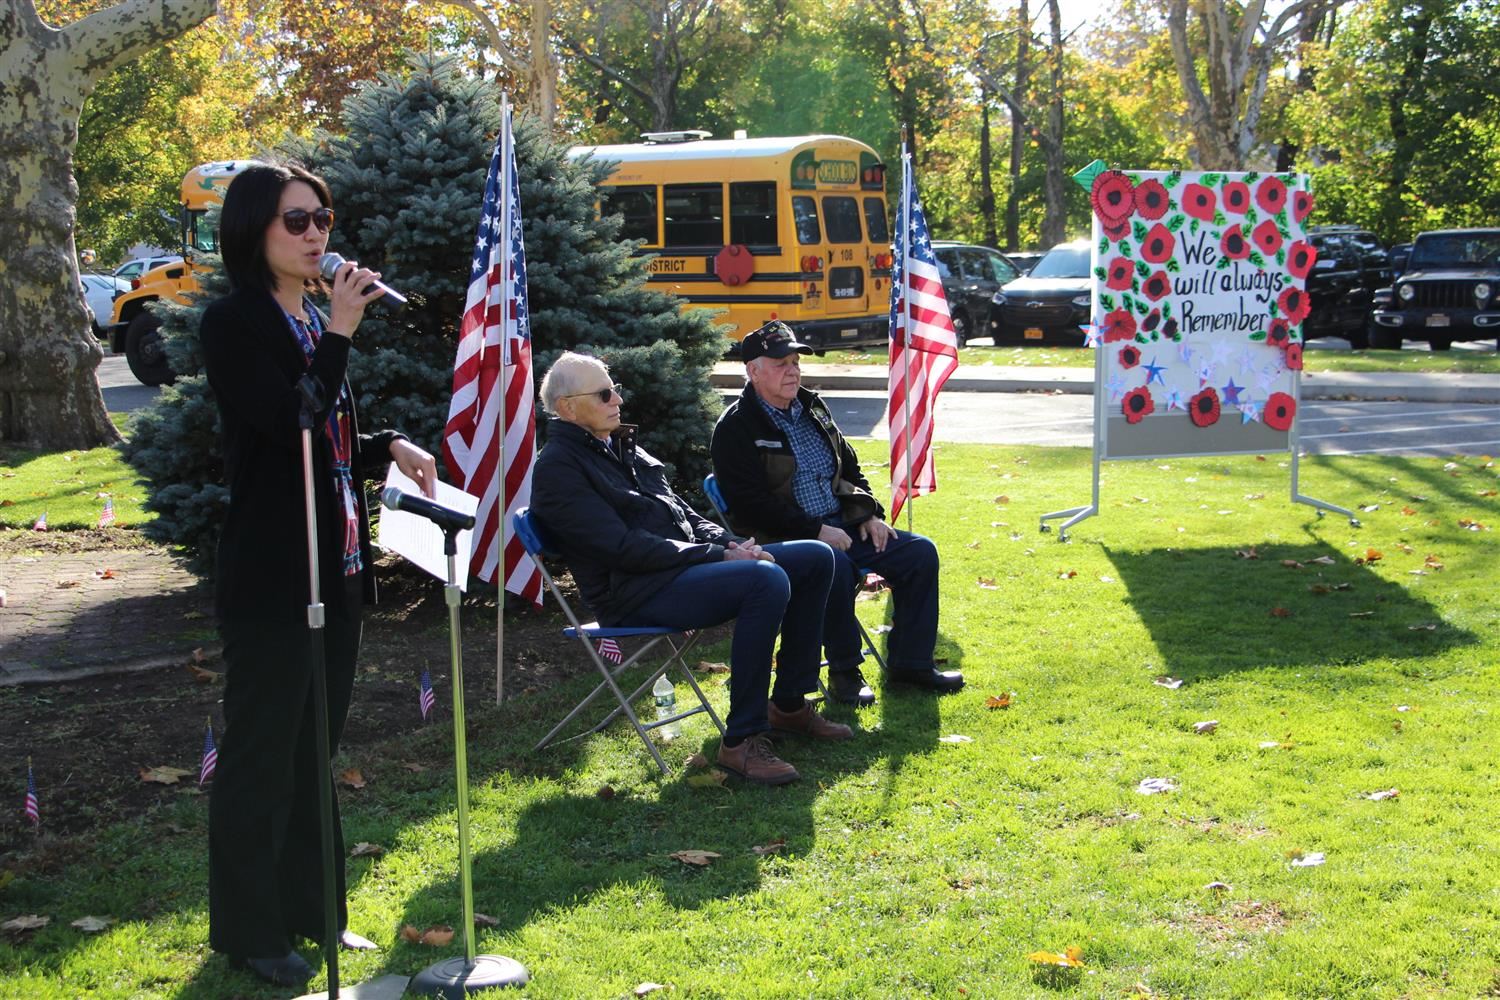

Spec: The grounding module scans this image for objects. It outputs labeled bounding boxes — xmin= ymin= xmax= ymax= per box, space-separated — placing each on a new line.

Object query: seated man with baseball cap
xmin=710 ymin=322 xmax=964 ymax=706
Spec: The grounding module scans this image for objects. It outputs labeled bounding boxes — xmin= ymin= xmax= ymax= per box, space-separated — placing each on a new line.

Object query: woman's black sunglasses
xmin=564 ymin=383 xmax=624 ymax=403
xmin=282 ymin=207 xmax=335 ymax=235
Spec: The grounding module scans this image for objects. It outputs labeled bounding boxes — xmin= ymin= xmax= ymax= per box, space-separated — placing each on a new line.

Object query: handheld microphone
xmin=381 ymin=487 xmax=475 ymax=532
xmin=318 ymin=253 xmax=408 ymax=313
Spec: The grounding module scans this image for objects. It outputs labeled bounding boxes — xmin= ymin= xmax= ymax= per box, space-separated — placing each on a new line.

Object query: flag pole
xmin=899 ymin=136 xmax=916 ymax=533
xmin=495 ymin=95 xmax=512 ymax=706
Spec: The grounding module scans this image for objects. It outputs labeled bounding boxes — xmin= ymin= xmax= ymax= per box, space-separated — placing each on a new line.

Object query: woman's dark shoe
xmin=827 ymin=668 xmax=876 ymax=706
xmin=233 ymin=951 xmax=314 ymax=987
xmin=886 ymin=667 xmax=965 ymax=692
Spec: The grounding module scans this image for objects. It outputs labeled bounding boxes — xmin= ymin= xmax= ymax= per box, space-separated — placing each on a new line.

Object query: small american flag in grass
xmin=98 ymin=497 xmax=115 ymax=527
xmin=24 ymin=759 xmax=39 ymax=826
xmin=199 ymin=721 xmax=218 ymax=785
xmin=32 ymin=512 xmax=47 ymax=532
xmin=419 ymin=671 xmax=436 ymax=720
xmin=595 ymin=638 xmax=623 ymax=664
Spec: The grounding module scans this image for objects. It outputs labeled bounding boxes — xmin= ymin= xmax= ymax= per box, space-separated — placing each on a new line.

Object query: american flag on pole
xmin=24 ymin=760 xmax=39 ymax=826
xmin=32 ymin=511 xmax=47 ymax=532
xmin=419 ymin=670 xmax=436 ymax=720
xmin=98 ymin=497 xmax=115 ymax=528
xmin=886 ymin=145 xmax=959 ymax=522
xmin=595 ymin=638 xmax=624 ymax=665
xmin=442 ymin=101 xmax=543 ymax=606
xmin=198 ymin=721 xmax=218 ymax=785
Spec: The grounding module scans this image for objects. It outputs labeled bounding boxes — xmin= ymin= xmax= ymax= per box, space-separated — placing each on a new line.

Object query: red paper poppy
xmin=1284 ymin=342 xmax=1303 ymax=370
xmin=1293 ymin=190 xmax=1315 ymax=224
xmin=1222 ymin=181 xmax=1251 ymax=214
xmin=1140 ymin=223 xmax=1176 ymax=264
xmin=1263 ymin=391 xmax=1296 ymax=431
xmin=1134 ymin=179 xmax=1170 ymax=220
xmin=1265 ymin=318 xmax=1291 ymax=348
xmin=1119 ymin=344 xmax=1141 ymax=368
xmin=1278 ymin=286 xmax=1311 ymax=325
xmin=1103 ymin=218 xmax=1131 ymax=241
xmin=1286 ymin=240 xmax=1317 ymax=279
xmin=1182 ymin=183 xmax=1216 ymax=223
xmin=1142 ymin=309 xmax=1162 ymax=333
xmin=1091 ymin=171 xmax=1136 ymax=226
xmin=1252 ymin=219 xmax=1284 ymax=256
xmin=1221 ymin=225 xmax=1252 ymax=260
xmin=1162 ymin=316 xmax=1180 ymax=339
xmin=1142 ymin=270 xmax=1171 ymax=301
xmin=1189 ymin=387 xmax=1221 ymax=427
xmin=1256 ymin=176 xmax=1288 ymax=215
xmin=1106 ymin=257 xmax=1134 ymax=291
xmin=1102 ymin=308 xmax=1137 ymax=343
xmin=1122 ymin=386 xmax=1155 ymax=424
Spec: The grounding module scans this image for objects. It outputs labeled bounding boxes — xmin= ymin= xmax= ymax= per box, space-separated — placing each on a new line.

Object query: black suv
xmin=1302 ymin=227 xmax=1390 ymax=349
xmin=931 ymin=242 xmax=1021 ymax=347
xmin=1371 ymin=228 xmax=1500 ymax=350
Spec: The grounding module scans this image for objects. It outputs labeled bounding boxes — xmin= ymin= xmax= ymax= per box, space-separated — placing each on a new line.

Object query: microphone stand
xmin=407 ymin=527 xmax=528 ymax=997
xmin=295 ymin=376 xmax=341 ymax=997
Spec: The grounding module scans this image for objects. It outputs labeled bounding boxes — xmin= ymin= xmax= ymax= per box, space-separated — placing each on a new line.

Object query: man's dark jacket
xmin=710 ymin=383 xmax=883 ymax=543
xmin=201 ymin=287 xmax=401 ymax=622
xmin=531 ymin=419 xmax=733 ymax=625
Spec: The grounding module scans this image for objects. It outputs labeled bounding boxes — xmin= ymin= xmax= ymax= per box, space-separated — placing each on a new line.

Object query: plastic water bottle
xmin=653 ymin=674 xmax=681 ymax=740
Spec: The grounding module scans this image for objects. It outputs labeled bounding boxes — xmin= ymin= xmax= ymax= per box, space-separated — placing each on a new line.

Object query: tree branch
xmin=57 ymin=0 xmax=216 ymax=86
xmin=437 ymin=0 xmax=531 ymax=77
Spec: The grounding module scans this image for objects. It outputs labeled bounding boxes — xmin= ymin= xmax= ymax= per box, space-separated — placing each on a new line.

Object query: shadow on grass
xmin=1103 ymin=539 xmax=1476 ymax=681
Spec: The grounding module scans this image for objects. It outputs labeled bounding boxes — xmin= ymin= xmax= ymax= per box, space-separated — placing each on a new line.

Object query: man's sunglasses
xmin=563 ymin=383 xmax=624 ymax=403
xmin=281 ymin=207 xmax=335 ymax=235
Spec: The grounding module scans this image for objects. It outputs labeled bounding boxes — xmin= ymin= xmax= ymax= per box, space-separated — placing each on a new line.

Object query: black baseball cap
xmin=741 ymin=321 xmax=813 ymax=363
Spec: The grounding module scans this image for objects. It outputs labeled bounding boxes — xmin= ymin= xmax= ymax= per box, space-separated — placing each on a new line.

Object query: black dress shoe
xmin=233 ymin=951 xmax=314 ymax=988
xmin=886 ymin=667 xmax=965 ymax=692
xmin=827 ymin=668 xmax=876 ymax=706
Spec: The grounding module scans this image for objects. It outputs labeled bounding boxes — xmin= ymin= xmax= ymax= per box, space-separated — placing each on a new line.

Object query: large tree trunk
xmin=1383 ymin=8 xmax=1433 ymax=240
xmin=0 ymin=0 xmax=214 ymax=449
xmin=979 ymin=92 xmax=997 ymax=247
xmin=1039 ymin=0 xmax=1066 ymax=246
xmin=1004 ymin=0 xmax=1029 ymax=251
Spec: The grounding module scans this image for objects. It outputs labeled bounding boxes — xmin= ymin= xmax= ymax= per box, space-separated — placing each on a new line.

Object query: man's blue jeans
xmin=628 ymin=540 xmax=834 ymax=742
xmin=823 ymin=525 xmax=940 ymax=676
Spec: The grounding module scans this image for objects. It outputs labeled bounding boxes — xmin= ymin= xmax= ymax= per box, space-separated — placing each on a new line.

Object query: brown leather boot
xmin=768 ymin=701 xmax=854 ymax=741
xmin=716 ymin=734 xmax=799 ymax=785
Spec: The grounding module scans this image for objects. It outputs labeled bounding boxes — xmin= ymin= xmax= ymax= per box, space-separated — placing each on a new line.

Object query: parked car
xmin=80 ymin=273 xmax=129 ymax=338
xmin=1302 ymin=226 xmax=1390 ymax=349
xmin=930 ymin=242 xmax=1021 ymax=346
xmin=1003 ymin=250 xmax=1045 ymax=275
xmin=1370 ymin=228 xmax=1500 ymax=350
xmin=989 ymin=239 xmax=1092 ymax=344
xmin=112 ymin=254 xmax=182 ymax=286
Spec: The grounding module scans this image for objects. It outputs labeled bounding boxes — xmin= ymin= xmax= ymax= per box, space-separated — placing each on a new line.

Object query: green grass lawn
xmin=819 ymin=342 xmax=1500 ymax=373
xmin=0 ymin=422 xmax=144 ymax=531
xmin=4 ymin=445 xmax=1500 ymax=997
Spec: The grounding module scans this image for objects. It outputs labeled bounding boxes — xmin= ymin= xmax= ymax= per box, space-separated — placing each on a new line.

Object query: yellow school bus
xmin=568 ymin=132 xmax=893 ymax=352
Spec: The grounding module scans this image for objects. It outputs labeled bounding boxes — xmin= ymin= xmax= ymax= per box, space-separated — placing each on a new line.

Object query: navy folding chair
xmin=701 ymin=474 xmax=889 ymax=681
xmin=512 ymin=508 xmax=724 ymax=775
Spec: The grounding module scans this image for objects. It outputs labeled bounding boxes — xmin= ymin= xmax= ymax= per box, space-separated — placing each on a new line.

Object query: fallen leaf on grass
xmin=1479 ymin=489 xmax=1498 ymax=498
xmin=338 ymin=768 xmax=367 ymax=789
xmin=965 ymin=541 xmax=981 ymax=550
xmin=1423 ymin=555 xmax=1444 ymax=571
xmin=71 ymin=916 xmax=115 ymax=933
xmin=1136 ymin=777 xmax=1177 ymax=795
xmin=1359 ymin=504 xmax=1380 ymax=513
xmin=684 ymin=753 xmax=710 ymax=769
xmin=1259 ymin=740 xmax=1293 ymax=750
xmin=1407 ymin=623 xmax=1438 ymax=631
xmin=985 ymin=693 xmax=1012 ymax=710
xmin=1 ymin=915 xmax=49 ymax=934
xmin=1395 ymin=705 xmax=1415 ymax=712
xmin=1395 ymin=543 xmax=1414 ymax=554
xmin=402 ymin=762 xmax=428 ymax=773
xmin=1269 ymin=607 xmax=1292 ymax=618
xmin=669 ymin=849 xmax=721 ymax=867
xmin=1287 ymin=851 xmax=1326 ymax=868
xmin=94 ymin=568 xmax=116 ymax=580
xmin=1194 ymin=720 xmax=1218 ymax=734
xmin=695 ymin=660 xmax=730 ymax=674
xmin=634 ymin=984 xmax=669 ymax=997
xmin=1401 ymin=506 xmax=1417 ymax=516
xmin=1354 ymin=548 xmax=1384 ymax=565
xmin=1026 ymin=945 xmax=1084 ymax=968
xmin=685 ymin=770 xmax=728 ymax=789
xmin=473 ymin=912 xmax=500 ymax=928
xmin=1244 ymin=492 xmax=1265 ymax=501
xmin=1280 ymin=559 xmax=1303 ymax=569
xmin=938 ymin=734 xmax=974 ymax=744
xmin=994 ymin=495 xmax=1010 ymax=505
xmin=1307 ymin=555 xmax=1337 ymax=565
xmin=350 ymin=842 xmax=385 ymax=858
xmin=751 ymin=838 xmax=787 ymax=856
xmin=140 ymin=766 xmax=194 ymax=785
xmin=976 ymin=577 xmax=999 ymax=590
xmin=1153 ymin=676 xmax=1184 ymax=689
xmin=401 ymin=924 xmax=455 ymax=946
xmin=872 ymin=623 xmax=894 ymax=634
xmin=1127 ymin=982 xmax=1159 ymax=999
xmin=1364 ymin=789 xmax=1399 ymax=801
xmin=1348 ymin=611 xmax=1375 ymax=618
xmin=186 ymin=662 xmax=220 ymax=683
xmin=1205 ymin=881 xmax=1231 ymax=892
xmin=1056 ymin=569 xmax=1077 ymax=579
xmin=56 ymin=580 xmax=80 ymax=589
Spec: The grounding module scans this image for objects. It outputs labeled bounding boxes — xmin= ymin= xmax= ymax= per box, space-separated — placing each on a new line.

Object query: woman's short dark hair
xmin=218 ymin=163 xmax=332 ymax=294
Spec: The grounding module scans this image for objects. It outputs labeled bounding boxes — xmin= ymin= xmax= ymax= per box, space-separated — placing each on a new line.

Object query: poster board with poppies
xmin=1087 ymin=168 xmax=1313 ymax=460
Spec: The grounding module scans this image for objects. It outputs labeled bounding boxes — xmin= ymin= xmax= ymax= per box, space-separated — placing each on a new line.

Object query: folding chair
xmin=701 ymin=474 xmax=889 ymax=679
xmin=512 ymin=508 xmax=725 ymax=775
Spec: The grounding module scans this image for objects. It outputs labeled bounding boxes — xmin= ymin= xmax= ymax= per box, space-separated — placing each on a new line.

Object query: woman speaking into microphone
xmin=200 ymin=162 xmax=437 ymax=988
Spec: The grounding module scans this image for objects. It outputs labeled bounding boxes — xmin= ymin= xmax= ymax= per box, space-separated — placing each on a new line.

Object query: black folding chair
xmin=512 ymin=508 xmax=724 ymax=775
xmin=701 ymin=474 xmax=889 ymax=680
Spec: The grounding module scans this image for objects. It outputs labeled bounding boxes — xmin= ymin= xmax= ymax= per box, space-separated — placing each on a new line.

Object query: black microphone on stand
xmin=318 ymin=252 xmax=409 ymax=313
xmin=381 ymin=487 xmax=475 ymax=532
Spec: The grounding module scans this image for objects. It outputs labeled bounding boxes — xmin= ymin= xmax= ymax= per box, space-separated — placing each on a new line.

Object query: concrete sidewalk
xmin=712 ymin=360 xmax=1500 ymax=403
